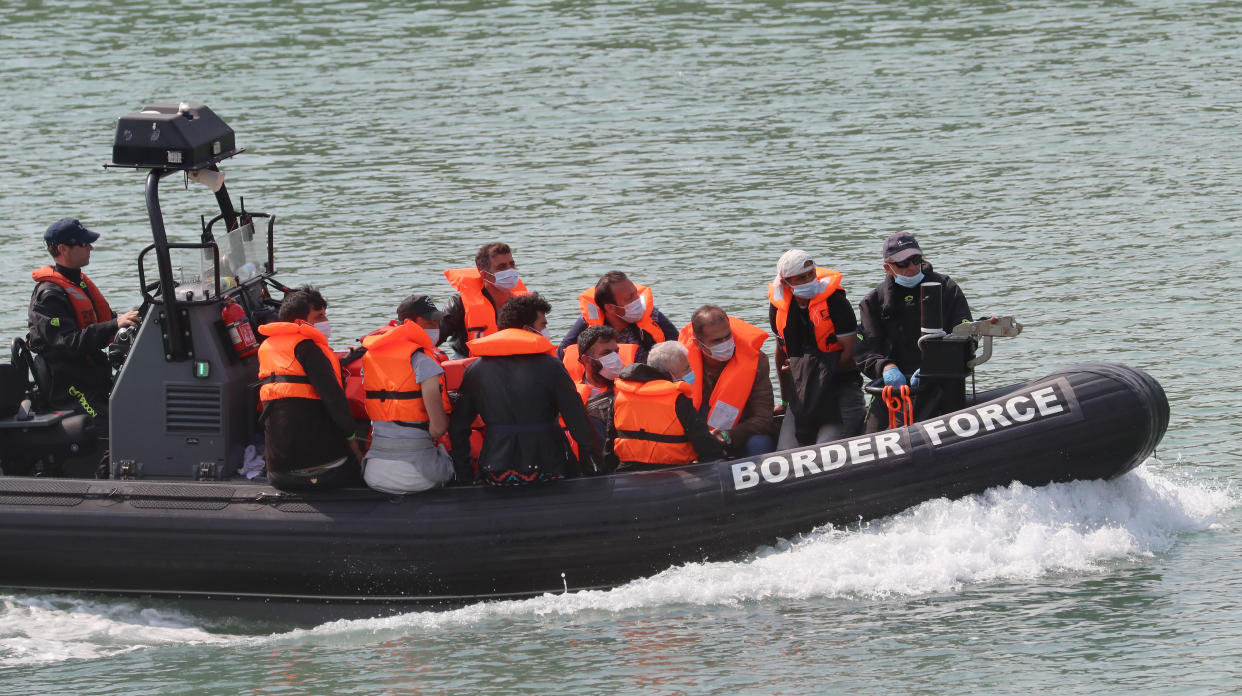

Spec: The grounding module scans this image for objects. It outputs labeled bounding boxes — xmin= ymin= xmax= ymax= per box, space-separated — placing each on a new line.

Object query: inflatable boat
xmin=0 ymin=104 xmax=1169 ymax=614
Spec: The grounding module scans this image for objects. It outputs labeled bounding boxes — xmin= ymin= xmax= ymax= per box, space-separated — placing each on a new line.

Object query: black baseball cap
xmin=397 ymin=294 xmax=446 ymax=322
xmin=882 ymin=232 xmax=923 ymax=262
xmin=44 ymin=218 xmax=100 ymax=247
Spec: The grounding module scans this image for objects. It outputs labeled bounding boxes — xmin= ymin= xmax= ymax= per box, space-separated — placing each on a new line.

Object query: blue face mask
xmin=678 ymin=370 xmax=696 ymax=385
xmin=893 ymin=271 xmax=924 ymax=288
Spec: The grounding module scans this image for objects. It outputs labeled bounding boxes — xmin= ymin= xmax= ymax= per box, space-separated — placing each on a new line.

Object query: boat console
xmin=101 ymin=103 xmax=283 ymax=480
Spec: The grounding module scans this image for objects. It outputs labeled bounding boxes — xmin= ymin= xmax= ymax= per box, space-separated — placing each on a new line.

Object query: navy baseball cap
xmin=882 ymin=232 xmax=922 ymax=262
xmin=44 ymin=219 xmax=100 ymax=247
xmin=397 ymin=294 xmax=446 ymax=322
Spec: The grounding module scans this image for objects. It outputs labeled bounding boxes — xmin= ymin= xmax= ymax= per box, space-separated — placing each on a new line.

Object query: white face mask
xmin=615 ymin=296 xmax=645 ymax=323
xmin=312 ymin=320 xmax=332 ymax=339
xmin=703 ymin=337 xmax=736 ymax=361
xmin=597 ymin=351 xmax=625 ymax=380
xmin=790 ymin=279 xmax=823 ymax=299
xmin=423 ymin=328 xmax=440 ymax=344
xmin=489 ymin=268 xmax=521 ymax=291
xmin=526 ymin=325 xmax=551 ymax=340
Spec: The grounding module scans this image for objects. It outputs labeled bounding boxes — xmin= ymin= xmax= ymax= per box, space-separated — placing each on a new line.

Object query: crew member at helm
xmin=678 ymin=305 xmax=778 ymax=458
xmin=28 ymin=218 xmax=140 ymax=419
xmin=449 ymin=293 xmax=599 ymax=486
xmin=856 ymin=232 xmax=972 ymax=432
xmin=257 ymin=286 xmax=362 ymax=491
xmin=360 ymin=294 xmax=455 ymax=495
xmin=557 ymin=270 xmax=677 ymax=366
xmin=439 ymin=242 xmax=529 ymax=358
xmin=769 ymin=249 xmax=864 ymax=448
xmin=611 ymin=341 xmax=723 ymax=470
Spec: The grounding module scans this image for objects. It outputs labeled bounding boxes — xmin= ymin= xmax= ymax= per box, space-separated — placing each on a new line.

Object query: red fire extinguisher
xmin=222 ymin=298 xmax=259 ymax=358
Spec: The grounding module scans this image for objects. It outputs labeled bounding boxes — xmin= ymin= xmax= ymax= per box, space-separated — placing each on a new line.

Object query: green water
xmin=0 ymin=1 xmax=1238 ymax=693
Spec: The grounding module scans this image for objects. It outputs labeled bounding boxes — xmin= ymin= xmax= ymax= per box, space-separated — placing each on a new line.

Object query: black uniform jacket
xmin=856 ymin=264 xmax=972 ymax=380
xmin=449 ymin=353 xmax=599 ymax=481
xmin=27 ymin=264 xmax=119 ymax=410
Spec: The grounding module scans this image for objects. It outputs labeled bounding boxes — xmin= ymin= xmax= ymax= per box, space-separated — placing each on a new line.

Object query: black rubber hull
xmin=0 ymin=363 xmax=1167 ymax=609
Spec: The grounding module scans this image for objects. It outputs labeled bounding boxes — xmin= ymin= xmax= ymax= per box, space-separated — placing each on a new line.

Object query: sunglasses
xmin=890 ymin=255 xmax=922 ymax=269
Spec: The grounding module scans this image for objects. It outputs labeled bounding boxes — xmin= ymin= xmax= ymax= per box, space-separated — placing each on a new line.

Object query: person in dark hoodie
xmin=611 ymin=341 xmax=723 ymax=471
xmin=856 ymin=232 xmax=972 ymax=432
xmin=449 ymin=293 xmax=600 ymax=486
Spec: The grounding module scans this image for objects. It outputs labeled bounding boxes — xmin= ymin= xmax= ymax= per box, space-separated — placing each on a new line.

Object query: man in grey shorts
xmin=360 ymin=294 xmax=455 ymax=494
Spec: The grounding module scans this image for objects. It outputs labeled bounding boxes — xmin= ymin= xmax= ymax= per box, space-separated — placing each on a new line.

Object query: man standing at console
xmin=28 ymin=218 xmax=140 ymax=418
xmin=857 ymin=233 xmax=972 ymax=432
xmin=439 ymin=242 xmax=529 ymax=357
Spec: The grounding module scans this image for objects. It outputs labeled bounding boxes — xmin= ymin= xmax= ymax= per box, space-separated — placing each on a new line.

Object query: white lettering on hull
xmin=731 ymin=379 xmax=1077 ymax=491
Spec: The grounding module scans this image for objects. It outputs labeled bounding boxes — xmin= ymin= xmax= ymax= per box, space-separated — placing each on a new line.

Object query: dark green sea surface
xmin=0 ymin=1 xmax=1237 ymax=693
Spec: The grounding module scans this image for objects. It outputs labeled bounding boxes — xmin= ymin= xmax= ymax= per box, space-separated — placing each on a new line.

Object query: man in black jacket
xmin=856 ymin=233 xmax=972 ymax=432
xmin=257 ymin=286 xmax=362 ymax=491
xmin=28 ymin=218 xmax=140 ymax=417
xmin=448 ymin=293 xmax=599 ymax=486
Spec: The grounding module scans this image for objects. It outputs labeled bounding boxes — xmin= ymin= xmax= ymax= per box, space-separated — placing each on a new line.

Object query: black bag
xmin=0 ymin=363 xmax=25 ymax=419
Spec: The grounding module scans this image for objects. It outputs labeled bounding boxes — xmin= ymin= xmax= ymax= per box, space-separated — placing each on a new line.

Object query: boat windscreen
xmin=208 ymin=221 xmax=265 ymax=284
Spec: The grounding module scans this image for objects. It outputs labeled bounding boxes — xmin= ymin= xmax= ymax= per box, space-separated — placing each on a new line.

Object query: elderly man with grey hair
xmin=609 ymin=341 xmax=724 ymax=470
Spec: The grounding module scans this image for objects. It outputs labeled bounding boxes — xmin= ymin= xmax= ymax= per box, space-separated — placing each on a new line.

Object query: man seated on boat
xmin=359 ymin=294 xmax=455 ymax=494
xmin=557 ymin=271 xmax=677 ymax=365
xmin=439 ymin=242 xmax=529 ymax=358
xmin=769 ymin=249 xmax=865 ymax=448
xmin=257 ymin=286 xmax=363 ymax=491
xmin=678 ymin=305 xmax=779 ymax=458
xmin=856 ymin=233 xmax=972 ymax=432
xmin=611 ymin=341 xmax=724 ymax=471
xmin=27 ymin=219 xmax=140 ymax=420
xmin=572 ymin=324 xmax=625 ymax=471
xmin=449 ymin=293 xmax=600 ymax=486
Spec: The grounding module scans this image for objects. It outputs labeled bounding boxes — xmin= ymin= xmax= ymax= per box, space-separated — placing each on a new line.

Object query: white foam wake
xmin=0 ymin=595 xmax=236 ymax=667
xmin=287 ymin=462 xmax=1230 ymax=639
xmin=0 ymin=463 xmax=1228 ymax=661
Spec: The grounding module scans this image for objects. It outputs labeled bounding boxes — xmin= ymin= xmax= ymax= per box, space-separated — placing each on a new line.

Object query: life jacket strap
xmin=615 ymin=429 xmax=689 ymax=444
xmin=263 ymin=374 xmax=312 ymax=385
xmin=364 ymin=389 xmax=423 ymax=400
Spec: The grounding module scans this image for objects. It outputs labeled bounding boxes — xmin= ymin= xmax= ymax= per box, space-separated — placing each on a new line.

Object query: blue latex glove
xmin=882 ymin=365 xmax=907 ymax=387
xmin=909 ymin=368 xmax=921 ymax=390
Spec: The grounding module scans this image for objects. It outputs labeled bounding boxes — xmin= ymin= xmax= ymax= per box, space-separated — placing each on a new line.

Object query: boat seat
xmin=9 ymin=337 xmax=50 ymax=413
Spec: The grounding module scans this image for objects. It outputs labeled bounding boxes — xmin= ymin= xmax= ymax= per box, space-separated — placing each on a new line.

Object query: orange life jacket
xmin=443 ymin=267 xmax=530 ymax=341
xmin=562 ymin=382 xmax=595 ymax=458
xmin=576 ymin=284 xmax=669 ymax=343
xmin=32 ymin=266 xmax=113 ymax=328
xmin=360 ymin=320 xmax=453 ymax=424
xmin=466 ymin=328 xmax=556 ymax=357
xmin=363 ymin=320 xmax=449 ymax=363
xmin=677 ymin=316 xmax=769 ymax=431
xmin=257 ymin=321 xmax=342 ymax=402
xmin=612 ymin=377 xmax=696 ymax=466
xmin=768 ymin=267 xmax=844 ymax=354
xmin=561 ymin=342 xmax=639 ymax=384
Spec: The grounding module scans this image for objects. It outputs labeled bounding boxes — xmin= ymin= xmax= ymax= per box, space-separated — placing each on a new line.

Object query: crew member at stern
xmin=439 ymin=242 xmax=529 ymax=358
xmin=769 ymin=249 xmax=865 ymax=448
xmin=257 ymin=286 xmax=362 ymax=491
xmin=28 ymin=218 xmax=140 ymax=419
